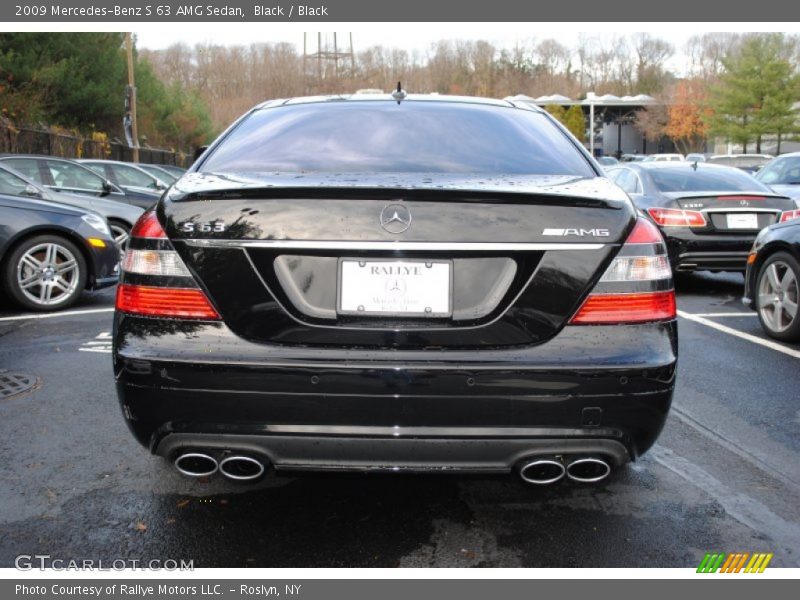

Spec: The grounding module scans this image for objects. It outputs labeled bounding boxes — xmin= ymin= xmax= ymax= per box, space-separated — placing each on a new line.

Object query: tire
xmin=755 ymin=251 xmax=800 ymax=342
xmin=2 ymin=234 xmax=88 ymax=312
xmin=108 ymin=220 xmax=132 ymax=259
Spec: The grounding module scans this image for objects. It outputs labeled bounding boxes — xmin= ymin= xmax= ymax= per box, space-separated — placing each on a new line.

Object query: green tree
xmin=544 ymin=103 xmax=566 ymax=123
xmin=0 ymin=33 xmax=126 ymax=130
xmin=564 ymin=104 xmax=586 ymax=141
xmin=707 ymin=34 xmax=800 ymax=153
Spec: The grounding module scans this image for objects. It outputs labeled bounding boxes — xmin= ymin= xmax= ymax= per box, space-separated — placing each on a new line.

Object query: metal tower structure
xmin=303 ymin=33 xmax=355 ymax=87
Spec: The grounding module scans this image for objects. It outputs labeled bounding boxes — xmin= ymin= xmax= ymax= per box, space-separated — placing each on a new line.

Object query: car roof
xmin=253 ymin=93 xmax=544 ymax=113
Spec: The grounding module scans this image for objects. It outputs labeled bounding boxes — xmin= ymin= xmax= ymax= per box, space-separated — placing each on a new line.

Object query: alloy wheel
xmin=758 ymin=260 xmax=799 ymax=333
xmin=15 ymin=242 xmax=81 ymax=307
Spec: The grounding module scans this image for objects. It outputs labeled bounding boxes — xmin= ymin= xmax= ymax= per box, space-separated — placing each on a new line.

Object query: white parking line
xmin=687 ymin=312 xmax=756 ymax=318
xmin=678 ymin=310 xmax=800 ymax=360
xmin=0 ymin=308 xmax=114 ymax=322
xmin=79 ymin=331 xmax=112 ymax=354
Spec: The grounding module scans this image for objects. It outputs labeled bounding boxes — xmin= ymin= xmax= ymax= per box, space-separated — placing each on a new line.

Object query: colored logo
xmin=697 ymin=552 xmax=773 ymax=573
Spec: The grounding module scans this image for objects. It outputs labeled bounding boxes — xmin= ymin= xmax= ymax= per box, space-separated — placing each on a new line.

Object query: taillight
xmin=780 ymin=209 xmax=800 ymax=223
xmin=116 ymin=210 xmax=220 ymax=320
xmin=647 ymin=207 xmax=706 ymax=227
xmin=570 ymin=218 xmax=676 ymax=325
xmin=116 ymin=285 xmax=220 ymax=320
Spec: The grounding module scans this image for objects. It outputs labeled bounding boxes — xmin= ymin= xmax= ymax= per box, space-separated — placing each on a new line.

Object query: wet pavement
xmin=1 ymin=271 xmax=799 ymax=568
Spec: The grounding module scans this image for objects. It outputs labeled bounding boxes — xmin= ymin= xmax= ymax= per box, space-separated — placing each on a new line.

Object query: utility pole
xmin=125 ymin=32 xmax=139 ymax=163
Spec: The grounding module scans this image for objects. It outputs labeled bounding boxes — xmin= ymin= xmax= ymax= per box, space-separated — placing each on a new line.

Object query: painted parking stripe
xmin=687 ymin=312 xmax=757 ymax=318
xmin=0 ymin=307 xmax=114 ymax=322
xmin=79 ymin=331 xmax=112 ymax=354
xmin=678 ymin=310 xmax=800 ymax=360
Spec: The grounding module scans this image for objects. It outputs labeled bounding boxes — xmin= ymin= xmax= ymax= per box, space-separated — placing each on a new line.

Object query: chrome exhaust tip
xmin=174 ymin=452 xmax=218 ymax=478
xmin=219 ymin=455 xmax=266 ymax=482
xmin=518 ymin=459 xmax=566 ymax=485
xmin=566 ymin=457 xmax=611 ymax=483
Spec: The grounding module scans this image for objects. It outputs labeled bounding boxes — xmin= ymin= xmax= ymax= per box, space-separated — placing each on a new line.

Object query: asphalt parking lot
xmin=1 ymin=272 xmax=798 ymax=568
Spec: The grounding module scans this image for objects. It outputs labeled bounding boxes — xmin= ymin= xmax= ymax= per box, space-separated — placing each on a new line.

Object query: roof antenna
xmin=391 ymin=81 xmax=407 ymax=104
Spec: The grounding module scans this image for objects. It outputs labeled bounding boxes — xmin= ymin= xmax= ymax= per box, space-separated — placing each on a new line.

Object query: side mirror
xmin=193 ymin=145 xmax=209 ymax=162
xmin=23 ymin=184 xmax=42 ymax=198
xmin=101 ymin=180 xmax=117 ymax=196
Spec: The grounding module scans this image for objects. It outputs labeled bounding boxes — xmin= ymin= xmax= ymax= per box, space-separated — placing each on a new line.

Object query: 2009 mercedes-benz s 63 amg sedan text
xmin=113 ymin=94 xmax=678 ymax=485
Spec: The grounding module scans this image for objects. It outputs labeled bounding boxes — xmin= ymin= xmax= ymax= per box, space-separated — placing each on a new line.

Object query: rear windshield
xmin=649 ymin=167 xmax=772 ymax=193
xmin=200 ymin=101 xmax=595 ymax=176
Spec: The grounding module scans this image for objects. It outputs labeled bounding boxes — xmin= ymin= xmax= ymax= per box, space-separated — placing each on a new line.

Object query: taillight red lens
xmin=780 ymin=209 xmax=800 ymax=223
xmin=647 ymin=207 xmax=706 ymax=227
xmin=625 ymin=217 xmax=665 ymax=244
xmin=130 ymin=210 xmax=167 ymax=239
xmin=569 ymin=291 xmax=676 ymax=324
xmin=116 ymin=284 xmax=220 ymax=320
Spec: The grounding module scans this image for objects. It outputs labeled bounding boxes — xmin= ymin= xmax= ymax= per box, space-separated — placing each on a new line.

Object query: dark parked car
xmin=148 ymin=164 xmax=186 ymax=179
xmin=114 ymin=94 xmax=678 ymax=486
xmin=743 ymin=217 xmax=800 ymax=341
xmin=136 ymin=164 xmax=179 ymax=184
xmin=0 ymin=162 xmax=143 ymax=252
xmin=0 ymin=193 xmax=118 ymax=311
xmin=755 ymin=152 xmax=800 ymax=208
xmin=0 ymin=155 xmax=161 ymax=210
xmin=78 ymin=159 xmax=170 ymax=196
xmin=607 ymin=162 xmax=796 ymax=272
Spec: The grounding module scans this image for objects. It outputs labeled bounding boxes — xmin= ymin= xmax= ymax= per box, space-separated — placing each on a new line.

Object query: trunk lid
xmin=666 ymin=191 xmax=795 ymax=233
xmin=160 ymin=174 xmax=635 ymax=349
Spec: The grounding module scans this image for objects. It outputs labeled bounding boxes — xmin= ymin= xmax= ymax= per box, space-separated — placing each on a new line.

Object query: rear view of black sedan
xmin=744 ymin=218 xmax=800 ymax=341
xmin=0 ymin=193 xmax=118 ymax=311
xmin=113 ymin=95 xmax=678 ymax=486
xmin=607 ymin=162 xmax=797 ymax=272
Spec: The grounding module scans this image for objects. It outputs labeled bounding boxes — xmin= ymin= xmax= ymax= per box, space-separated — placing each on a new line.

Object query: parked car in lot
xmin=755 ymin=152 xmax=800 ymax=208
xmin=0 ymin=155 xmax=160 ymax=210
xmin=596 ymin=156 xmax=619 ymax=167
xmin=0 ymin=193 xmax=119 ymax=311
xmin=643 ymin=153 xmax=684 ymax=162
xmin=607 ymin=162 xmax=796 ymax=272
xmin=0 ymin=162 xmax=143 ymax=252
xmin=77 ymin=159 xmax=170 ymax=197
xmin=708 ymin=154 xmax=772 ymax=174
xmin=136 ymin=163 xmax=179 ymax=184
xmin=744 ymin=217 xmax=800 ymax=341
xmin=685 ymin=153 xmax=708 ymax=163
xmin=114 ymin=94 xmax=678 ymax=486
xmin=147 ymin=164 xmax=186 ymax=179
xmin=621 ymin=154 xmax=647 ymax=162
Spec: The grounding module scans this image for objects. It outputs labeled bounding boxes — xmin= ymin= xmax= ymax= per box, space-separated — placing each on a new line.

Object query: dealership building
xmin=509 ymin=92 xmax=683 ymax=157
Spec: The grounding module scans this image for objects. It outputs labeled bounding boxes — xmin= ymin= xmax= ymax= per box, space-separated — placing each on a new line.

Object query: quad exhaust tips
xmin=173 ymin=452 xmax=267 ymax=481
xmin=518 ymin=459 xmax=566 ymax=485
xmin=518 ymin=456 xmax=612 ymax=485
xmin=174 ymin=453 xmax=219 ymax=478
xmin=218 ymin=455 xmax=266 ymax=481
xmin=565 ymin=457 xmax=611 ymax=483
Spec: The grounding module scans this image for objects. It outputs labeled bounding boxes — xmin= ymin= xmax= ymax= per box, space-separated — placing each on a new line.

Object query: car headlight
xmin=81 ymin=213 xmax=111 ymax=237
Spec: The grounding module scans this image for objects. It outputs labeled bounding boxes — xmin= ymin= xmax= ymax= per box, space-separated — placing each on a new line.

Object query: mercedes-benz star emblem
xmin=379 ymin=203 xmax=412 ymax=234
xmin=739 ymin=200 xmax=750 ymax=206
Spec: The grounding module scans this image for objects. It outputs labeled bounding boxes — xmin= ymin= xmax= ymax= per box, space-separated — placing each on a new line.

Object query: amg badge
xmin=542 ymin=228 xmax=611 ymax=237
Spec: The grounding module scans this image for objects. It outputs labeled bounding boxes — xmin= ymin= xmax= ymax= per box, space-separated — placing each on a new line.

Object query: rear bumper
xmin=114 ymin=316 xmax=677 ymax=470
xmin=662 ymin=228 xmax=756 ymax=271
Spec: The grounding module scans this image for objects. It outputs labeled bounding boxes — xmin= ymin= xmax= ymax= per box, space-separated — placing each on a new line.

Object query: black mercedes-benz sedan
xmin=0 ymin=193 xmax=119 ymax=311
xmin=607 ymin=162 xmax=796 ymax=272
xmin=743 ymin=218 xmax=800 ymax=341
xmin=113 ymin=94 xmax=678 ymax=485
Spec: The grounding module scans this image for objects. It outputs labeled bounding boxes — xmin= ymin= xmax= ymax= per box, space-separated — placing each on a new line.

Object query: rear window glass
xmin=200 ymin=101 xmax=595 ymax=176
xmin=649 ymin=167 xmax=772 ymax=193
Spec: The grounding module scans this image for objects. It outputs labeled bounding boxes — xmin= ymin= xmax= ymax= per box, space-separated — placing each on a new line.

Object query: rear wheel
xmin=3 ymin=235 xmax=87 ymax=311
xmin=756 ymin=252 xmax=800 ymax=341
